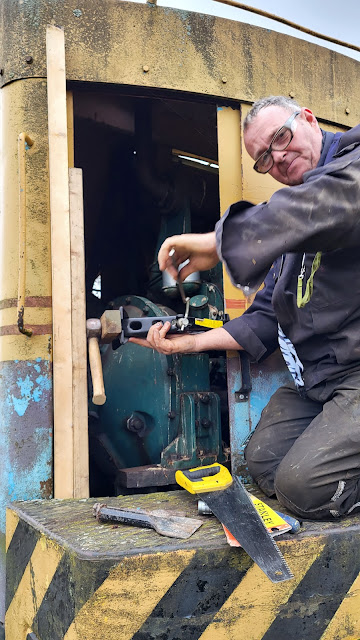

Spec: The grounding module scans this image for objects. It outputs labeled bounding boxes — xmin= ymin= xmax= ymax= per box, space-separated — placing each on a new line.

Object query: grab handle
xmin=17 ymin=132 xmax=34 ymax=337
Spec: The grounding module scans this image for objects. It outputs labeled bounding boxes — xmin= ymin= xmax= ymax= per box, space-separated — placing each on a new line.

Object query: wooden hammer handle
xmin=88 ymin=336 xmax=106 ymax=405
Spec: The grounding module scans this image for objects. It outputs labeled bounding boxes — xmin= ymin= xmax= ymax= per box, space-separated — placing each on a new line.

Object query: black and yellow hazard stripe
xmin=5 ymin=507 xmax=360 ymax=640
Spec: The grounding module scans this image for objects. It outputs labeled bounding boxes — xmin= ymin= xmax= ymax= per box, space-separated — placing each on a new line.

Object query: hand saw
xmin=176 ymin=463 xmax=294 ymax=583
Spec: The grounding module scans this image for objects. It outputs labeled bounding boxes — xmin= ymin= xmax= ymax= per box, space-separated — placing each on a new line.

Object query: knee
xmin=274 ymin=458 xmax=321 ymax=518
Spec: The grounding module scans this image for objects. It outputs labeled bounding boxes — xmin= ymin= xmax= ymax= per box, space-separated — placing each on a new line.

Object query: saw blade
xmin=200 ymin=476 xmax=293 ymax=583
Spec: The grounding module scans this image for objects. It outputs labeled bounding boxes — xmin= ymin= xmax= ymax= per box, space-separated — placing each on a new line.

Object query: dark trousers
xmin=244 ymin=370 xmax=360 ymax=519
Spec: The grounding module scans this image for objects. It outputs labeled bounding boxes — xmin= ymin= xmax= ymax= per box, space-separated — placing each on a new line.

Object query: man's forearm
xmin=193 ymin=327 xmax=244 ymax=352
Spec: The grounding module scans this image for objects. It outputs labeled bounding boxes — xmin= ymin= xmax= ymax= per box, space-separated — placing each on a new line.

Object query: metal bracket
xmin=235 ymin=351 xmax=252 ymax=402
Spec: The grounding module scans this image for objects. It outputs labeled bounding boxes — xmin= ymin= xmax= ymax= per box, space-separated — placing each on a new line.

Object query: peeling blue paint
xmin=0 ymin=358 xmax=53 ymax=619
xmin=7 ymin=362 xmax=52 ymax=417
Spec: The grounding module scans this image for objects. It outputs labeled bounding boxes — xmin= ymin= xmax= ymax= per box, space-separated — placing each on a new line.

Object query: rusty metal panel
xmin=0 ymin=1 xmax=359 ymax=127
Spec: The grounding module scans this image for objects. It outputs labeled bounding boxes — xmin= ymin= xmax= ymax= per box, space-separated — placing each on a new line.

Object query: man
xmin=130 ymin=96 xmax=360 ymax=521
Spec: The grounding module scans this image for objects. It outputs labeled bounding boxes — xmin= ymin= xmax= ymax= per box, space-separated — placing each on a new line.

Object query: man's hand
xmin=129 ymin=321 xmax=198 ymax=354
xmin=129 ymin=322 xmax=244 ymax=355
xmin=158 ymin=232 xmax=219 ymax=282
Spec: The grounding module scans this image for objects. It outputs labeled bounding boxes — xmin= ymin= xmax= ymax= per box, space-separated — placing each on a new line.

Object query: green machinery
xmin=88 ymin=131 xmax=228 ymax=493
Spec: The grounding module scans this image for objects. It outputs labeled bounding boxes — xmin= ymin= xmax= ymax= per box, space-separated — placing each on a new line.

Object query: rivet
xmin=143 ymin=65 xmax=149 ymax=72
xmin=25 ymin=56 xmax=33 ymax=64
xmin=289 ymin=91 xmax=295 ymax=99
xmin=345 ymin=107 xmax=350 ymax=115
xmin=221 ymin=76 xmax=227 ymax=84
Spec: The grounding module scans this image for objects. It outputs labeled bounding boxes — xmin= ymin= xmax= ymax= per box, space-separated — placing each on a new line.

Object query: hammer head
xmin=86 ymin=318 xmax=101 ymax=339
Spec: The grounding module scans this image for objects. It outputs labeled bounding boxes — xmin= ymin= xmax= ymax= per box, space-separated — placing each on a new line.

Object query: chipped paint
xmin=6 ymin=361 xmax=51 ymax=417
xmin=0 ymin=359 xmax=52 ymax=621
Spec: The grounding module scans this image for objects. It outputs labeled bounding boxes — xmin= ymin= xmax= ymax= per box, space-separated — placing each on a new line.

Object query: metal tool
xmin=93 ymin=503 xmax=203 ymax=539
xmin=275 ymin=510 xmax=301 ymax=534
xmin=169 ymin=248 xmax=190 ymax=330
xmin=198 ymin=499 xmax=301 ymax=534
xmin=176 ymin=464 xmax=294 ymax=583
xmin=119 ymin=308 xmax=224 ymax=343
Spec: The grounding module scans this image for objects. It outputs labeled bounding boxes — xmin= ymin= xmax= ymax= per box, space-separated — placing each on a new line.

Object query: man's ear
xmin=301 ymin=107 xmax=317 ymax=126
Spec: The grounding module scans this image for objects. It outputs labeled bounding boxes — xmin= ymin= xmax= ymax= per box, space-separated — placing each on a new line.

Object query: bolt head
xmin=25 ymin=56 xmax=33 ymax=64
xmin=143 ymin=65 xmax=149 ymax=72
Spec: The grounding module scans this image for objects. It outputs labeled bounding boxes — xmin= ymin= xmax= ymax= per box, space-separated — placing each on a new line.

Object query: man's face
xmin=244 ymin=106 xmax=323 ymax=186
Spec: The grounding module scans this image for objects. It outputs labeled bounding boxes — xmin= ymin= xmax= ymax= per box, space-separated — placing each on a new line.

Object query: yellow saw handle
xmin=175 ymin=463 xmax=233 ymax=494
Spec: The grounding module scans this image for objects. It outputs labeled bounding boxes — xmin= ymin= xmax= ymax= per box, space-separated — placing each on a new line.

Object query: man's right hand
xmin=129 ymin=321 xmax=197 ymax=354
xmin=158 ymin=232 xmax=219 ymax=281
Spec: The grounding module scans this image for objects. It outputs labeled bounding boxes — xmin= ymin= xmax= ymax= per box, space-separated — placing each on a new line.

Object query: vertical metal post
xmin=217 ymin=105 xmax=251 ymax=471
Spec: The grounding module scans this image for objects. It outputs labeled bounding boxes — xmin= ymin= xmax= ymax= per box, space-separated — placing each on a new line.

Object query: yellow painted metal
xmin=46 ymin=25 xmax=74 ymax=499
xmin=217 ymin=105 xmax=251 ymax=320
xmin=63 ymin=550 xmax=196 ymax=640
xmin=17 ymin=132 xmax=34 ymax=337
xmin=320 ymin=572 xmax=360 ymax=640
xmin=212 ymin=0 xmax=360 ymax=55
xmin=67 ymin=91 xmax=74 ymax=169
xmin=0 ymin=335 xmax=52 ymax=363
xmin=199 ymin=538 xmax=326 ymax=639
xmin=7 ymin=493 xmax=360 ymax=640
xmin=5 ymin=536 xmax=64 ymax=640
xmin=5 ymin=510 xmax=19 ymax=553
xmin=1 ymin=3 xmax=359 ymax=128
xmin=0 ymin=78 xmax=52 ymax=365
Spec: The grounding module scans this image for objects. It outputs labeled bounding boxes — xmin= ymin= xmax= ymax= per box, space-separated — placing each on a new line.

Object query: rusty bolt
xmin=143 ymin=65 xmax=149 ymax=73
xmin=221 ymin=77 xmax=227 ymax=84
xmin=345 ymin=107 xmax=350 ymax=115
xmin=25 ymin=56 xmax=33 ymax=64
xmin=289 ymin=91 xmax=295 ymax=99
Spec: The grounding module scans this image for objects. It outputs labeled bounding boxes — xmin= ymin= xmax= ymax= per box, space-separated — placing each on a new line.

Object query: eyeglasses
xmin=253 ymin=111 xmax=300 ymax=174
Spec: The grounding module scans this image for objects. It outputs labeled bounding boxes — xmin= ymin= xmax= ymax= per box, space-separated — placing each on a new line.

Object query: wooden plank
xmin=46 ymin=25 xmax=74 ymax=498
xmin=69 ymin=168 xmax=89 ymax=498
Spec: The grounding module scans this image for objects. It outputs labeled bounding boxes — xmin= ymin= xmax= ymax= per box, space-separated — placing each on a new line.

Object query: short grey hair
xmin=243 ymin=96 xmax=301 ymax=130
